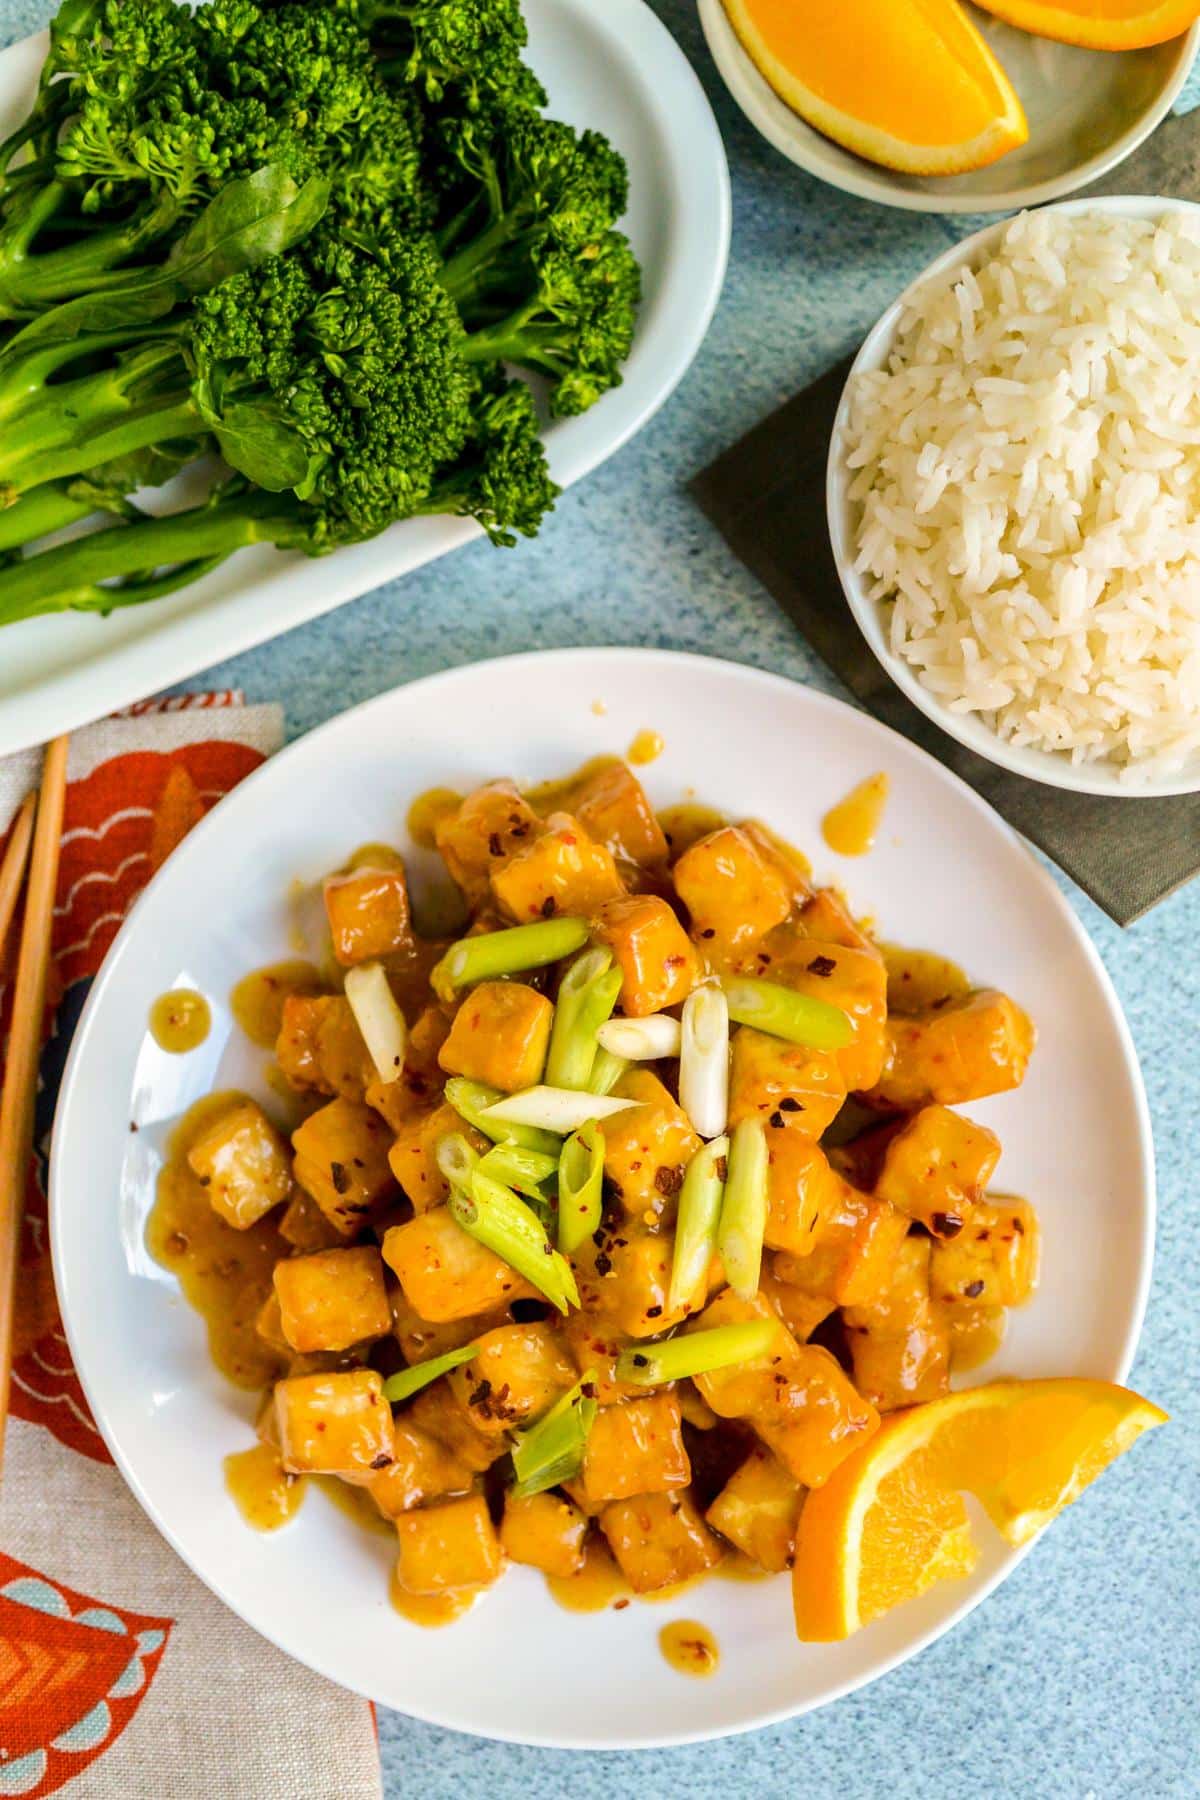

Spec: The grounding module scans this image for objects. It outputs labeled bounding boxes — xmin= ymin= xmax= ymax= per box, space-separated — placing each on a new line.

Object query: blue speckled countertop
xmin=5 ymin=0 xmax=1195 ymax=1790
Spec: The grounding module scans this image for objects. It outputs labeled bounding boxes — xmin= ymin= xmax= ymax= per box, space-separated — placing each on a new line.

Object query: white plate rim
xmin=0 ymin=0 xmax=731 ymax=758
xmin=49 ymin=647 xmax=1156 ymax=1748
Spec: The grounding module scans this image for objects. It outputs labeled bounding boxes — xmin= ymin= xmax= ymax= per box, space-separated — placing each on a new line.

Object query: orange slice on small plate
xmin=792 ymin=1379 xmax=1167 ymax=1641
xmin=972 ymin=0 xmax=1200 ymax=50
xmin=719 ymin=0 xmax=1029 ymax=175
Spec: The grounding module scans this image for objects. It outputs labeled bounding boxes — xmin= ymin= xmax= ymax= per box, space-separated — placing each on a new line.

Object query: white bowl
xmin=827 ymin=194 xmax=1200 ymax=797
xmin=50 ymin=649 xmax=1155 ymax=1745
xmin=697 ymin=0 xmax=1199 ymax=214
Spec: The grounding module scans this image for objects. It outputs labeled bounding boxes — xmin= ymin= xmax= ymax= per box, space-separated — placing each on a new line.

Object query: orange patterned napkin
xmin=0 ymin=696 xmax=382 ymax=1800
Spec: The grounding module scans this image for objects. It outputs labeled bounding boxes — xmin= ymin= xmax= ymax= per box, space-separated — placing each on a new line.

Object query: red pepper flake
xmin=488 ymin=832 xmax=503 ymax=856
xmin=931 ymin=1210 xmax=963 ymax=1238
xmin=613 ymin=1598 xmax=630 ymax=1611
xmin=645 ymin=1304 xmax=663 ymax=1319
xmin=330 ymin=1161 xmax=350 ymax=1195
xmin=807 ymin=955 xmax=836 ymax=978
xmin=541 ymin=896 xmax=557 ymax=918
xmin=779 ymin=1097 xmax=803 ymax=1113
xmin=654 ymin=1164 xmax=684 ymax=1197
xmin=963 ymin=1279 xmax=985 ymax=1299
xmin=714 ymin=1156 xmax=728 ymax=1182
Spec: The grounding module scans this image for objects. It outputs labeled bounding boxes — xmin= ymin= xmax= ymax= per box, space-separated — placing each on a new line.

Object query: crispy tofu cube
xmin=388 ymin=1101 xmax=486 ymax=1213
xmin=729 ymin=1028 xmax=846 ymax=1137
xmin=930 ymin=1196 xmax=1040 ymax=1309
xmin=591 ymin=895 xmax=699 ymax=1017
xmin=382 ymin=1209 xmax=535 ymax=1322
xmin=366 ymin=1006 xmax=452 ymax=1132
xmin=577 ymin=1229 xmax=692 ymax=1338
xmin=187 ymin=1099 xmax=292 ymax=1229
xmin=390 ymin=1289 xmax=511 ymax=1365
xmin=438 ymin=981 xmax=553 ymax=1093
xmin=435 ymin=780 xmax=543 ymax=907
xmin=601 ymin=1069 xmax=702 ymax=1222
xmin=448 ymin=1323 xmax=577 ymax=1434
xmin=559 ymin=1314 xmax=641 ymax=1406
xmin=844 ymin=1236 xmax=950 ymax=1410
xmin=490 ymin=811 xmax=625 ymax=922
xmin=871 ymin=990 xmax=1036 ymax=1110
xmin=774 ymin=1188 xmax=910 ymax=1308
xmin=875 ymin=1105 xmax=1002 ymax=1235
xmin=273 ymin=1246 xmax=391 ymax=1353
xmin=576 ymin=1393 xmax=690 ymax=1505
xmin=754 ymin=939 xmax=888 ymax=1093
xmin=690 ymin=1290 xmax=801 ymax=1420
xmin=276 ymin=994 xmax=375 ymax=1102
xmin=573 ymin=761 xmax=669 ymax=872
xmin=705 ymin=1447 xmax=802 ymax=1572
xmin=324 ymin=862 xmax=412 ymax=966
xmin=759 ymin=1266 xmax=836 ymax=1343
xmin=600 ymin=1490 xmax=724 ymax=1593
xmin=255 ymin=1290 xmax=290 ymax=1354
xmin=278 ymin=1188 xmax=346 ymax=1253
xmin=394 ymin=1494 xmax=503 ymax=1595
xmin=673 ymin=825 xmax=793 ymax=950
xmin=291 ymin=1097 xmax=395 ymax=1234
xmin=500 ymin=1492 xmax=588 ymax=1578
xmin=365 ymin=1420 xmax=475 ymax=1517
xmin=739 ymin=821 xmax=813 ymax=909
xmin=407 ymin=1378 xmax=509 ymax=1472
xmin=755 ymin=1345 xmax=880 ymax=1487
xmin=764 ymin=1134 xmax=846 ymax=1255
xmin=274 ymin=1369 xmax=394 ymax=1477
xmin=797 ymin=886 xmax=874 ymax=951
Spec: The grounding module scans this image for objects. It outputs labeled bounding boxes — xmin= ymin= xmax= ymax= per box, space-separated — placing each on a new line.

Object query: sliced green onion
xmin=722 ymin=975 xmax=852 ymax=1050
xmin=450 ymin=1171 xmax=581 ymax=1314
xmin=557 ymin=1119 xmax=604 ymax=1254
xmin=545 ymin=948 xmax=623 ymax=1090
xmin=596 ymin=1014 xmax=682 ymax=1060
xmin=717 ymin=1118 xmax=769 ymax=1299
xmin=509 ymin=1379 xmax=598 ymax=1499
xmin=431 ymin=917 xmax=590 ymax=1000
xmin=480 ymin=1085 xmax=636 ymax=1135
xmin=478 ymin=1141 xmax=558 ymax=1200
xmin=588 ymin=1047 xmax=630 ymax=1096
xmin=667 ymin=1136 xmax=728 ymax=1314
xmin=443 ymin=1075 xmax=561 ymax=1157
xmin=435 ymin=1131 xmax=481 ymax=1193
xmin=383 ymin=1342 xmax=479 ymax=1404
xmin=343 ymin=961 xmax=408 ymax=1085
xmin=679 ymin=983 xmax=729 ymax=1140
xmin=616 ymin=1320 xmax=778 ymax=1385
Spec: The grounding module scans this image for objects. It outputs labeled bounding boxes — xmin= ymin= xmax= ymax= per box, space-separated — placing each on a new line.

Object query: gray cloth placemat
xmin=691 ymin=128 xmax=1200 ymax=926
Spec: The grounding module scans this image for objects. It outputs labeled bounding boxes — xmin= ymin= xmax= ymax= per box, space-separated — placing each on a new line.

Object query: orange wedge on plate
xmin=720 ymin=0 xmax=1029 ymax=175
xmin=972 ymin=0 xmax=1200 ymax=49
xmin=792 ymin=1379 xmax=1167 ymax=1641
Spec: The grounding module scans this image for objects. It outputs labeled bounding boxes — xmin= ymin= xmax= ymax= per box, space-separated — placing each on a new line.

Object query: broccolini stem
xmin=439 ymin=211 xmax=523 ymax=303
xmin=0 ymin=483 xmax=107 ymax=554
xmin=0 ymin=323 xmax=182 ymax=427
xmin=0 ymin=387 xmax=198 ymax=499
xmin=0 ymin=192 xmax=182 ymax=319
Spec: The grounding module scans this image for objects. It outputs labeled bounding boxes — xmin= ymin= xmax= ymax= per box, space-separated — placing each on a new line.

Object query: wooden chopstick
xmin=0 ymin=736 xmax=69 ymax=1474
xmin=0 ymin=792 xmax=35 ymax=961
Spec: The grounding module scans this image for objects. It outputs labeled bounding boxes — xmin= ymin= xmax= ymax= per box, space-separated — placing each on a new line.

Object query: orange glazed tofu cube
xmin=797 ymin=887 xmax=874 ymax=952
xmin=187 ymin=1099 xmax=292 ymax=1229
xmin=871 ymin=989 xmax=1036 ymax=1110
xmin=930 ymin=1196 xmax=1040 ymax=1309
xmin=576 ymin=1393 xmax=690 ymax=1505
xmin=759 ymin=1267 xmax=836 ymax=1344
xmin=774 ymin=1189 xmax=910 ymax=1308
xmin=291 ymin=1097 xmax=395 ymax=1234
xmin=600 ymin=1490 xmax=723 ymax=1593
xmin=365 ymin=1420 xmax=474 ymax=1518
xmin=390 ymin=1288 xmax=511 ymax=1365
xmin=323 ymin=862 xmax=412 ymax=966
xmin=394 ymin=1494 xmax=503 ymax=1595
xmin=690 ymin=1290 xmax=801 ymax=1420
xmin=407 ymin=1378 xmax=509 ymax=1472
xmin=490 ymin=810 xmax=625 ymax=922
xmin=763 ymin=1133 xmax=848 ymax=1257
xmin=274 ymin=1369 xmax=394 ymax=1477
xmin=573 ymin=761 xmax=669 ymax=872
xmin=448 ymin=1324 xmax=577 ymax=1434
xmin=729 ymin=1027 xmax=846 ymax=1137
xmin=706 ymin=1447 xmax=803 ymax=1572
xmin=591 ymin=894 xmax=699 ymax=1016
xmin=388 ymin=1101 xmax=486 ymax=1213
xmin=576 ymin=1227 xmax=696 ymax=1339
xmin=276 ymin=994 xmax=374 ymax=1103
xmin=843 ymin=1237 xmax=950 ymax=1411
xmin=382 ymin=1209 xmax=535 ymax=1322
xmin=366 ymin=1006 xmax=452 ymax=1132
xmin=601 ymin=1069 xmax=702 ymax=1221
xmin=273 ymin=1246 xmax=391 ymax=1354
xmin=500 ymin=1492 xmax=588 ymax=1578
xmin=435 ymin=780 xmax=543 ymax=906
xmin=438 ymin=981 xmax=552 ymax=1093
xmin=762 ymin=940 xmax=888 ymax=1094
xmin=279 ymin=1188 xmax=345 ymax=1253
xmin=673 ymin=824 xmax=793 ymax=950
xmin=755 ymin=1344 xmax=880 ymax=1487
xmin=875 ymin=1105 xmax=1002 ymax=1235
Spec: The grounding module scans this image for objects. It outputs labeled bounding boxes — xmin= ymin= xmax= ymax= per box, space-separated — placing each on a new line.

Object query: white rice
xmin=845 ymin=208 xmax=1200 ymax=781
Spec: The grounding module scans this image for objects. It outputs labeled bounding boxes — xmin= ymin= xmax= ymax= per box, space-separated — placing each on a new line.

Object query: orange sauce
xmin=627 ymin=729 xmax=665 ymax=766
xmin=545 ymin=1537 xmax=630 ymax=1613
xmin=348 ymin=842 xmax=406 ymax=873
xmin=224 ymin=1443 xmax=306 ymax=1531
xmin=148 ymin=988 xmax=211 ymax=1053
xmin=145 ymin=1094 xmax=288 ymax=1389
xmin=315 ymin=1474 xmax=394 ymax=1538
xmin=525 ymin=755 xmax=618 ymax=817
xmin=389 ymin=1565 xmax=483 ymax=1627
xmin=657 ymin=803 xmax=726 ymax=861
xmin=406 ymin=788 xmax=461 ymax=850
xmin=946 ymin=1304 xmax=1009 ymax=1373
xmin=882 ymin=945 xmax=972 ymax=1016
xmin=822 ymin=772 xmax=889 ymax=857
xmin=591 ymin=699 xmax=608 ymax=717
xmin=715 ymin=1552 xmax=773 ymax=1583
xmin=659 ymin=1620 xmax=719 ymax=1677
xmin=230 ymin=960 xmax=322 ymax=1049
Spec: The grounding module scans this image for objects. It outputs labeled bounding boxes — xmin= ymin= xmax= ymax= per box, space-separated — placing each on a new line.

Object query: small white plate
xmin=51 ymin=649 xmax=1154 ymax=1747
xmin=698 ymin=0 xmax=1199 ymax=214
xmin=0 ymin=0 xmax=730 ymax=756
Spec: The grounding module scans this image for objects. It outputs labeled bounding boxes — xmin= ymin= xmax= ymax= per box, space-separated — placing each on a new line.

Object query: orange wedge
xmin=721 ymin=0 xmax=1028 ymax=175
xmin=793 ymin=1379 xmax=1167 ymax=1641
xmin=972 ymin=0 xmax=1200 ymax=50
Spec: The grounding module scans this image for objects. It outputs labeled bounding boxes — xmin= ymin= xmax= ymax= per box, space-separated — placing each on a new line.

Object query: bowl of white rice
xmin=828 ymin=197 xmax=1200 ymax=794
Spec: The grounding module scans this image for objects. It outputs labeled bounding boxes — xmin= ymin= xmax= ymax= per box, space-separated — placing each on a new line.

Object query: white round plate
xmin=0 ymin=0 xmax=730 ymax=756
xmin=51 ymin=650 xmax=1154 ymax=1748
xmin=698 ymin=0 xmax=1199 ymax=214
